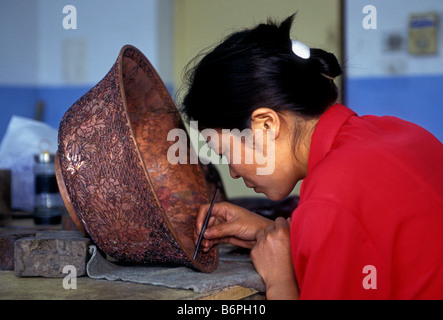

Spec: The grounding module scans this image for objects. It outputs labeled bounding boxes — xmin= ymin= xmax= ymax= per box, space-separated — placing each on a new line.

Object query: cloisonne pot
xmin=55 ymin=45 xmax=219 ymax=272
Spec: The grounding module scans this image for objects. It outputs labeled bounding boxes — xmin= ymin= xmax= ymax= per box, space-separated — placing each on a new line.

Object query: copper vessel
xmin=55 ymin=45 xmax=218 ymax=272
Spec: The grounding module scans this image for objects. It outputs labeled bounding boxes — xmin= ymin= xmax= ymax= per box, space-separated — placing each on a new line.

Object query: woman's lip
xmin=243 ymin=179 xmax=257 ymax=189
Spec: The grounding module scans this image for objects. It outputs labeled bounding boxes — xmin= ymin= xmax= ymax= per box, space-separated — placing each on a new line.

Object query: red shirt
xmin=291 ymin=104 xmax=443 ymax=299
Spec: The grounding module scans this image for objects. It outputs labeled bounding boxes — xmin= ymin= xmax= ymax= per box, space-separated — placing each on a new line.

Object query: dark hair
xmin=181 ymin=14 xmax=341 ymax=130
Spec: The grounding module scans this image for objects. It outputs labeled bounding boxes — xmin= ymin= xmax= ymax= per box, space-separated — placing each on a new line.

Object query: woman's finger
xmin=256 ymin=228 xmax=265 ymax=241
xmin=275 ymin=216 xmax=290 ymax=229
xmin=195 ymin=203 xmax=211 ymax=235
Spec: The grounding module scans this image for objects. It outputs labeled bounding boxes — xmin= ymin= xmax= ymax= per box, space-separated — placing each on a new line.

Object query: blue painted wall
xmin=0 ymin=85 xmax=92 ymax=139
xmin=1 ymin=82 xmax=175 ymax=142
xmin=345 ymin=75 xmax=443 ymax=141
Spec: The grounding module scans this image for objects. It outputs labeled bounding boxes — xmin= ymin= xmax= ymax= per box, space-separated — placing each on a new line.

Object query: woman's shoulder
xmin=302 ymin=112 xmax=443 ymax=211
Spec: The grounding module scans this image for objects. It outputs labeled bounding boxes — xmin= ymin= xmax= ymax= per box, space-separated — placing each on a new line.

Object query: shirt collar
xmin=307 ymin=103 xmax=356 ymax=173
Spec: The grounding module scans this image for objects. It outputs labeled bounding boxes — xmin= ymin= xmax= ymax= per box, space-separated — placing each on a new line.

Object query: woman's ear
xmin=250 ymin=108 xmax=281 ymax=139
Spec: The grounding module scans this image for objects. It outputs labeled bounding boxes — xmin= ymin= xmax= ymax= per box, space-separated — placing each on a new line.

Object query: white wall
xmin=346 ymin=0 xmax=443 ymax=78
xmin=0 ymin=0 xmax=174 ymax=86
xmin=37 ymin=0 xmax=159 ymax=86
xmin=0 ymin=1 xmax=39 ymax=85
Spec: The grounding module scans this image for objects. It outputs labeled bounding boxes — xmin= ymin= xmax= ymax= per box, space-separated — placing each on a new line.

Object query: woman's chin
xmin=259 ymin=189 xmax=286 ymax=202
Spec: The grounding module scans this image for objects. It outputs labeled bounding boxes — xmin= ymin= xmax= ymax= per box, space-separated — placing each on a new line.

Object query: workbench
xmin=0 ymin=270 xmax=263 ymax=300
xmin=0 ymin=216 xmax=265 ymax=300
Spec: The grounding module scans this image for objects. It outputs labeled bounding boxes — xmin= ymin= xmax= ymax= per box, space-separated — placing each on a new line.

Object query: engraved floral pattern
xmin=57 ymin=46 xmax=218 ymax=271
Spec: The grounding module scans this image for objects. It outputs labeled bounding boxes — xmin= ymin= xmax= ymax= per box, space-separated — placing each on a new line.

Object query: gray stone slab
xmin=0 ymin=229 xmax=37 ymax=270
xmin=14 ymin=230 xmax=91 ymax=277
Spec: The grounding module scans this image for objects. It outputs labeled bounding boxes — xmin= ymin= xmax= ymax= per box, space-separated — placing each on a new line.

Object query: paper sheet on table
xmin=0 ymin=116 xmax=58 ymax=211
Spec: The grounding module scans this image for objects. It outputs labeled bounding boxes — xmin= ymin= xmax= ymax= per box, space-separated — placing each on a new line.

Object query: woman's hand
xmin=251 ymin=217 xmax=299 ymax=300
xmin=194 ymin=201 xmax=272 ymax=250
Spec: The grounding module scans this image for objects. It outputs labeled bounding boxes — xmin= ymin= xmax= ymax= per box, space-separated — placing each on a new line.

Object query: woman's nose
xmin=228 ymin=165 xmax=240 ymax=179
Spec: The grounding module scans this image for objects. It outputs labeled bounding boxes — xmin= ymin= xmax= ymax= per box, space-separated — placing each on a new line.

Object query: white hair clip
xmin=291 ymin=40 xmax=310 ymax=59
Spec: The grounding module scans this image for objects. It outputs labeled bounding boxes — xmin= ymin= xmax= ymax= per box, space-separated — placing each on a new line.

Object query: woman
xmin=181 ymin=15 xmax=443 ymax=299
